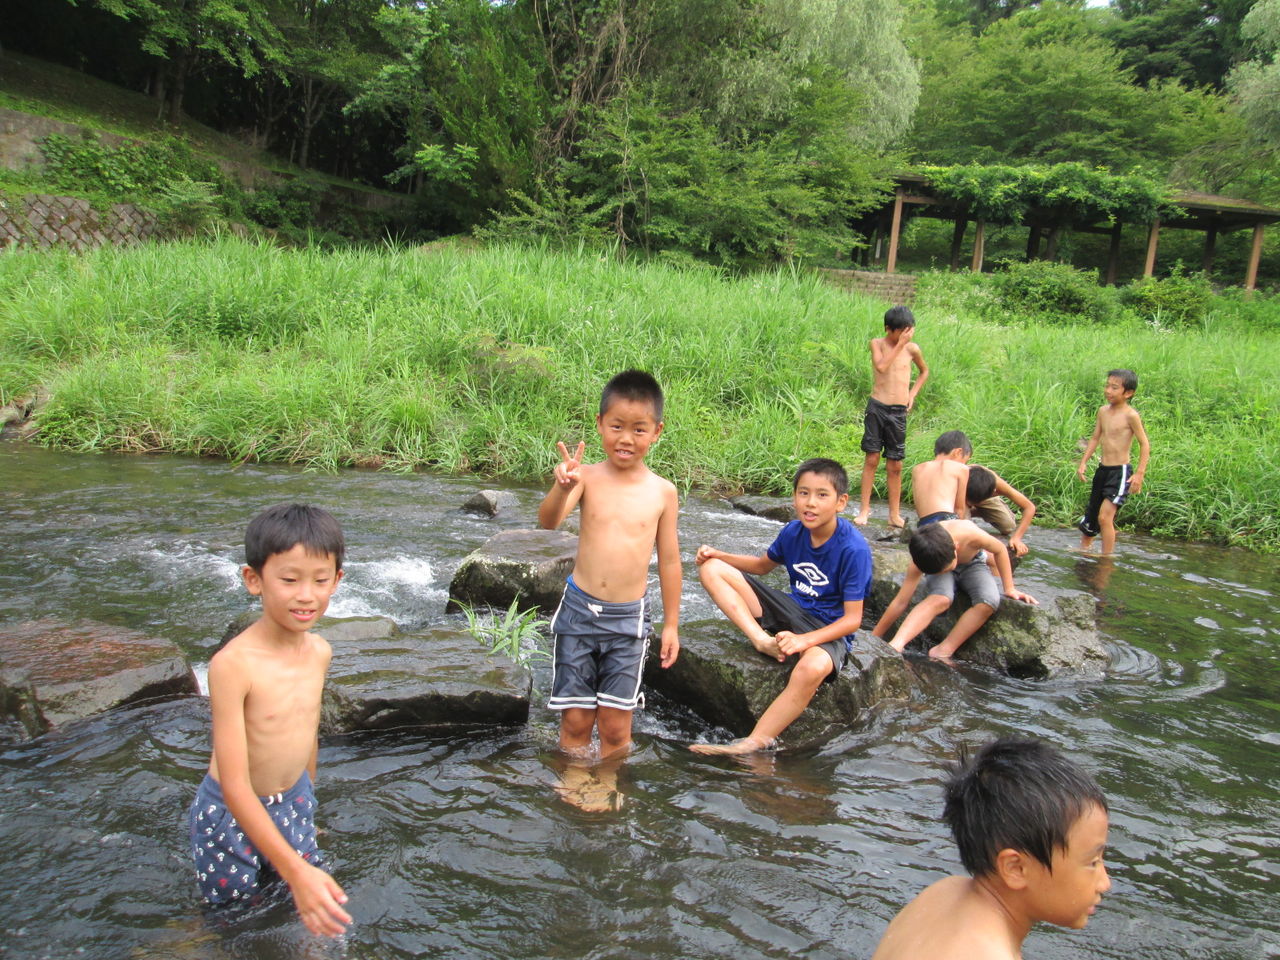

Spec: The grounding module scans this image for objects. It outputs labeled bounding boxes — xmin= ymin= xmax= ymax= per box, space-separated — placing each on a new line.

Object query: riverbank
xmin=1 ymin=235 xmax=1276 ymax=551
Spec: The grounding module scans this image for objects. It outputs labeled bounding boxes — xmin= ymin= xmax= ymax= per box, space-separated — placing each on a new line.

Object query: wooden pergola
xmin=856 ymin=173 xmax=1280 ymax=290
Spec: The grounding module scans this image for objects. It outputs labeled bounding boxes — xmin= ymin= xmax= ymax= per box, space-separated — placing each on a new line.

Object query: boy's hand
xmin=1008 ymin=536 xmax=1028 ymax=557
xmin=775 ymin=630 xmax=809 ymax=656
xmin=1077 ymin=463 xmax=1087 ymax=482
xmin=1129 ymin=472 xmax=1144 ymax=494
xmin=554 ymin=441 xmax=585 ymax=487
xmin=659 ymin=624 xmax=680 ymax=668
xmin=695 ymin=544 xmax=719 ymax=565
xmin=1005 ymin=589 xmax=1038 ymax=605
xmin=289 ymin=861 xmax=352 ymax=938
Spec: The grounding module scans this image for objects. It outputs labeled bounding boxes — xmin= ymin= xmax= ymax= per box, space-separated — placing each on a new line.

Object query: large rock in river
xmin=866 ymin=543 xmax=1108 ymax=677
xmin=317 ymin=617 xmax=532 ymax=735
xmin=0 ymin=620 xmax=198 ymax=739
xmin=447 ymin=529 xmax=576 ymax=614
xmin=644 ymin=619 xmax=913 ymax=748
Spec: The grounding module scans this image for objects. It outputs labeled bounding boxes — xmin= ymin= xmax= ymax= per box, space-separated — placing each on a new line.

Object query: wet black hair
xmin=792 ymin=457 xmax=849 ymax=498
xmin=966 ymin=465 xmax=997 ymax=504
xmin=1108 ymin=369 xmax=1138 ymax=393
xmin=909 ymin=522 xmax=956 ymax=574
xmin=944 ymin=737 xmax=1108 ymax=877
xmin=599 ymin=369 xmax=664 ymax=421
xmin=934 ymin=430 xmax=972 ymax=456
xmin=884 ymin=305 xmax=915 ymax=331
xmin=244 ymin=503 xmax=345 ymax=572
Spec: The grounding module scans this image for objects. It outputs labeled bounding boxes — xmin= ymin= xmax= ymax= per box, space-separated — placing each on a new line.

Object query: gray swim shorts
xmin=548 ymin=577 xmax=651 ymax=712
xmin=922 ymin=554 xmax=1001 ymax=610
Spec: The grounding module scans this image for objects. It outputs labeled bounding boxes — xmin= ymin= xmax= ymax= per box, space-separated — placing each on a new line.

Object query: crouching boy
xmin=189 ymin=503 xmax=351 ymax=937
xmin=872 ymin=518 xmax=1037 ymax=659
xmin=872 ymin=738 xmax=1111 ymax=960
xmin=690 ymin=458 xmax=871 ymax=754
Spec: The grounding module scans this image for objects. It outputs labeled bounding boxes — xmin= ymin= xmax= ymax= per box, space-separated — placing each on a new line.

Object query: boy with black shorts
xmin=690 ymin=458 xmax=872 ymax=754
xmin=539 ymin=370 xmax=681 ymax=803
xmin=854 ymin=306 xmax=928 ymax=529
xmin=872 ymin=738 xmax=1111 ymax=960
xmin=1077 ymin=368 xmax=1150 ymax=555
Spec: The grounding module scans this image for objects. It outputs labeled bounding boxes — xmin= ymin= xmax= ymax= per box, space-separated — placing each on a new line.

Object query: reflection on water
xmin=0 ymin=440 xmax=1277 ymax=960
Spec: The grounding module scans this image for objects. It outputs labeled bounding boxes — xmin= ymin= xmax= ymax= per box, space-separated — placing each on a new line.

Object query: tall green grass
xmin=2 ymin=235 xmax=1276 ymax=552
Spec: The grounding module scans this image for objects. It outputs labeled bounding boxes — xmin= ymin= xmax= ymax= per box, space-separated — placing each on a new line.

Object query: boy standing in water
xmin=189 ymin=503 xmax=351 ymax=937
xmin=539 ymin=370 xmax=681 ymax=800
xmin=1077 ymin=368 xmax=1150 ymax=555
xmin=690 ymin=458 xmax=871 ymax=754
xmin=854 ymin=305 xmax=929 ymax=529
xmin=872 ymin=738 xmax=1111 ymax=960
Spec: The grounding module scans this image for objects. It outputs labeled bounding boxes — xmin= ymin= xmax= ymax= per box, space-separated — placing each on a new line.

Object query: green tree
xmin=1229 ymin=0 xmax=1280 ymax=148
xmin=69 ymin=0 xmax=290 ymax=122
xmin=1103 ymin=0 xmax=1253 ymax=90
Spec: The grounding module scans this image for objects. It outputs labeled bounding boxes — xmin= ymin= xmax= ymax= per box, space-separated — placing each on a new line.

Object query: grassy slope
xmin=1 ymin=236 xmax=1276 ymax=552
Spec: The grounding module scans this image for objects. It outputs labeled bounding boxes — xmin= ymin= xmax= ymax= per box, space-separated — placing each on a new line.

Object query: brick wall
xmin=0 ymin=194 xmax=158 ymax=251
xmin=818 ymin=268 xmax=917 ymax=305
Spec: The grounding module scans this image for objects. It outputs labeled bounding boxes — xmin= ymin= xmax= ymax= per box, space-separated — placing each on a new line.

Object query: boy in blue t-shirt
xmin=690 ymin=458 xmax=872 ymax=755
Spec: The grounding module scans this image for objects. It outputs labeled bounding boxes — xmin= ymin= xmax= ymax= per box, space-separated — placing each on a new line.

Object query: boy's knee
xmin=792 ymin=649 xmax=833 ymax=687
xmin=923 ymin=593 xmax=952 ymax=613
xmin=886 ymin=459 xmax=903 ymax=475
xmin=560 ymin=709 xmax=595 ymax=740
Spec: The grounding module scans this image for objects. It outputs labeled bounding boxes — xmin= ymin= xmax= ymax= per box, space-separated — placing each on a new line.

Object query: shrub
xmin=987 ymin=259 xmax=1118 ymax=324
xmin=1121 ymin=264 xmax=1213 ymax=327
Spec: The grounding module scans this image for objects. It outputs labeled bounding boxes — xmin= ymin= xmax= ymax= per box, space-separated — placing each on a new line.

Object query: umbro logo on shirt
xmin=792 ymin=562 xmax=829 ymax=586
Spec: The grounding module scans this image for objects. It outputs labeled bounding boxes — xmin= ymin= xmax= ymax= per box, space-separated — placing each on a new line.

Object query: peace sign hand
xmin=554 ymin=440 xmax=585 ymax=488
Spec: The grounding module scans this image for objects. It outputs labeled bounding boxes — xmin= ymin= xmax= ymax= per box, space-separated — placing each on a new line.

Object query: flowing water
xmin=0 ymin=439 xmax=1275 ymax=960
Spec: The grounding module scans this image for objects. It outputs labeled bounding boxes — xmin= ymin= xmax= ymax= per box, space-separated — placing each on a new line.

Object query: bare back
xmin=572 ymin=461 xmax=677 ymax=602
xmin=872 ymin=876 xmax=1022 ymax=960
xmin=912 ymin=458 xmax=969 ymax=518
xmin=208 ymin=625 xmax=330 ymax=796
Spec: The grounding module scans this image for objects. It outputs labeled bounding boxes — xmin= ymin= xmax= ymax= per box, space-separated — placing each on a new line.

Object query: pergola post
xmin=1044 ymin=226 xmax=1061 ymax=261
xmin=949 ymin=217 xmax=967 ymax=271
xmin=1245 ymin=222 xmax=1265 ymax=295
xmin=1026 ymin=225 xmax=1041 ymax=260
xmin=1105 ymin=222 xmax=1122 ymax=286
xmin=1143 ymin=220 xmax=1161 ymax=278
xmin=1202 ymin=226 xmax=1218 ymax=276
xmin=971 ymin=219 xmax=986 ymax=272
xmin=886 ymin=188 xmax=905 ymax=274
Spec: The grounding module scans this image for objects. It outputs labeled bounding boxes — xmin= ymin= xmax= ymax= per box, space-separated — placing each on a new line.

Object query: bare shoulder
xmin=308 ymin=631 xmax=334 ymax=665
xmin=908 ymin=341 xmax=926 ymax=359
xmin=873 ymin=877 xmax=1017 ymax=960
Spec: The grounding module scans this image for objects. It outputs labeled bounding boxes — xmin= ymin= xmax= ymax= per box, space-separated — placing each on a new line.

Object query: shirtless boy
xmin=1077 ymin=368 xmax=1151 ymax=554
xmin=189 ymin=503 xmax=351 ymax=937
xmin=967 ymin=465 xmax=1036 ymax=559
xmin=872 ymin=738 xmax=1111 ymax=960
xmin=691 ymin=458 xmax=871 ymax=754
xmin=539 ymin=370 xmax=681 ymax=780
xmin=911 ymin=430 xmax=972 ymax=528
xmin=855 ymin=306 xmax=929 ymax=528
xmin=872 ymin=519 xmax=1037 ymax=659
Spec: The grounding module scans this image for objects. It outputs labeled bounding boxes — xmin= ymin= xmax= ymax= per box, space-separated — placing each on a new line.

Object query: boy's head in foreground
xmin=945 ymin=738 xmax=1111 ymax=929
xmin=909 ymin=523 xmax=957 ymax=574
xmin=596 ymin=369 xmax=664 ymax=468
xmin=1105 ymin=369 xmax=1137 ymax=405
xmin=935 ymin=430 xmax=972 ymax=459
xmin=884 ymin=305 xmax=915 ymax=333
xmin=791 ymin=457 xmax=850 ymax=529
xmin=242 ymin=503 xmax=345 ymax=631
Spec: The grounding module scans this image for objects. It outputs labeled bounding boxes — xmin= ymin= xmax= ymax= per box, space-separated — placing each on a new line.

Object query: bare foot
xmin=887 ymin=516 xmax=906 ymax=529
xmin=689 ymin=736 xmax=775 ymax=755
xmin=749 ymin=631 xmax=786 ymax=662
xmin=555 ymin=765 xmax=623 ymax=812
xmin=853 ymin=512 xmax=870 ymax=526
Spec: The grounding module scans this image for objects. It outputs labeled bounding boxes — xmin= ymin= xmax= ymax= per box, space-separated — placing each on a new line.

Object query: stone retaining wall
xmin=819 ymin=268 xmax=917 ymax=305
xmin=0 ymin=193 xmax=158 ymax=251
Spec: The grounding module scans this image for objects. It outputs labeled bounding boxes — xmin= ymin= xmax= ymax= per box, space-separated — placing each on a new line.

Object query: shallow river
xmin=0 ymin=440 xmax=1276 ymax=960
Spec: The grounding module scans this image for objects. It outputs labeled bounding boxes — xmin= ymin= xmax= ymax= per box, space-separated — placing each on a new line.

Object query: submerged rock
xmin=866 ymin=543 xmax=1108 ymax=677
xmin=644 ymin=618 xmax=913 ymax=748
xmin=0 ymin=620 xmax=198 ymax=739
xmin=462 ymin=490 xmax=520 ymax=517
xmin=321 ymin=618 xmax=531 ymax=734
xmin=447 ymin=529 xmax=577 ymax=614
xmin=728 ymin=495 xmax=795 ymax=523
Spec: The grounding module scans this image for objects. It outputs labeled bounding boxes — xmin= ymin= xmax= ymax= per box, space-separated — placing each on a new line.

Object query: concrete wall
xmin=818 ymin=268 xmax=917 ymax=305
xmin=0 ymin=193 xmax=158 ymax=251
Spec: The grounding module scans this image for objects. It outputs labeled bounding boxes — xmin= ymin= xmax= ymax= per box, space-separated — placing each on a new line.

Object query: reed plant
xmin=1 ymin=235 xmax=1276 ymax=551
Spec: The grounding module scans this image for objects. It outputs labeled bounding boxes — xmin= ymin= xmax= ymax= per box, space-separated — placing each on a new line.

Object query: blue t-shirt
xmin=766 ymin=517 xmax=873 ymax=637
